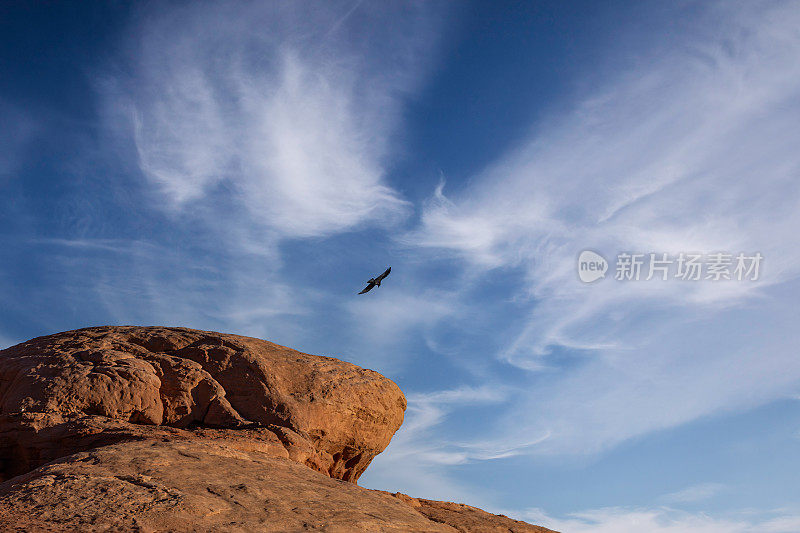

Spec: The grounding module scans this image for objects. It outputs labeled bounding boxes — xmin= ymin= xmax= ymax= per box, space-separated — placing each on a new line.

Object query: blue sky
xmin=2 ymin=1 xmax=800 ymax=531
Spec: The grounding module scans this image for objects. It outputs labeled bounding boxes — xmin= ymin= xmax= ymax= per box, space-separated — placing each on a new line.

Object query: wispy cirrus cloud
xmin=344 ymin=288 xmax=459 ymax=369
xmin=522 ymin=506 xmax=800 ymax=533
xmin=362 ymin=384 xmax=514 ymax=501
xmin=404 ymin=0 xmax=800 ymax=457
xmin=27 ymin=238 xmax=307 ymax=340
xmin=106 ymin=1 xmax=441 ymax=242
xmin=660 ymin=483 xmax=728 ymax=505
xmin=51 ymin=1 xmax=446 ymax=344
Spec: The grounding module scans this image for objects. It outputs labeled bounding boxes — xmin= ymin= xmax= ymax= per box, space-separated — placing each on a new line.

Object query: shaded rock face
xmin=0 ymin=326 xmax=406 ymax=483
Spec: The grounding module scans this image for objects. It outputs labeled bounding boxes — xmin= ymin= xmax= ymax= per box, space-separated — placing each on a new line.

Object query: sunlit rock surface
xmin=0 ymin=326 xmax=555 ymax=532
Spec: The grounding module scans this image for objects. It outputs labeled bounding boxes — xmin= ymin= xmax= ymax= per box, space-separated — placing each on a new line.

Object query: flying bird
xmin=358 ymin=267 xmax=391 ymax=294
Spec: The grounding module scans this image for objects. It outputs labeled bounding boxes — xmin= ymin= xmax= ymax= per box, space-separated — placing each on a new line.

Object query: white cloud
xmin=406 ymin=1 xmax=800 ymax=456
xmin=39 ymin=237 xmax=309 ymax=343
xmin=361 ymin=384 xmax=517 ymax=499
xmin=72 ymin=1 xmax=447 ymax=352
xmin=661 ymin=483 xmax=727 ymax=504
xmin=106 ymin=1 xmax=441 ymax=241
xmin=344 ymin=288 xmax=459 ymax=368
xmin=401 ymin=386 xmax=509 ymax=438
xmin=522 ymin=507 xmax=800 ymax=533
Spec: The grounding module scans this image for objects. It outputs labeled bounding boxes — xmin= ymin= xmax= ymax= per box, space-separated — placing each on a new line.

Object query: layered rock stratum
xmin=0 ymin=326 xmax=554 ymax=532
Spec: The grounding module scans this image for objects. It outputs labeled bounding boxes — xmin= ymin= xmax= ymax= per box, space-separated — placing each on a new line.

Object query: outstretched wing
xmin=358 ymin=283 xmax=375 ymax=294
xmin=376 ymin=266 xmax=391 ymax=282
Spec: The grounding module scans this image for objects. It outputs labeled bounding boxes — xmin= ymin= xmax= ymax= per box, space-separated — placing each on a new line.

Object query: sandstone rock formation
xmin=0 ymin=326 xmax=555 ymax=532
xmin=0 ymin=326 xmax=405 ymax=483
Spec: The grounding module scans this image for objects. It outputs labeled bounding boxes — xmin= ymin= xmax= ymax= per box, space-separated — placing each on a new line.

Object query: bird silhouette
xmin=358 ymin=267 xmax=391 ymax=294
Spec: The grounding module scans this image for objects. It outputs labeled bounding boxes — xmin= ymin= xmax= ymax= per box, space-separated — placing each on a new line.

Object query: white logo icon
xmin=578 ymin=250 xmax=608 ymax=283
